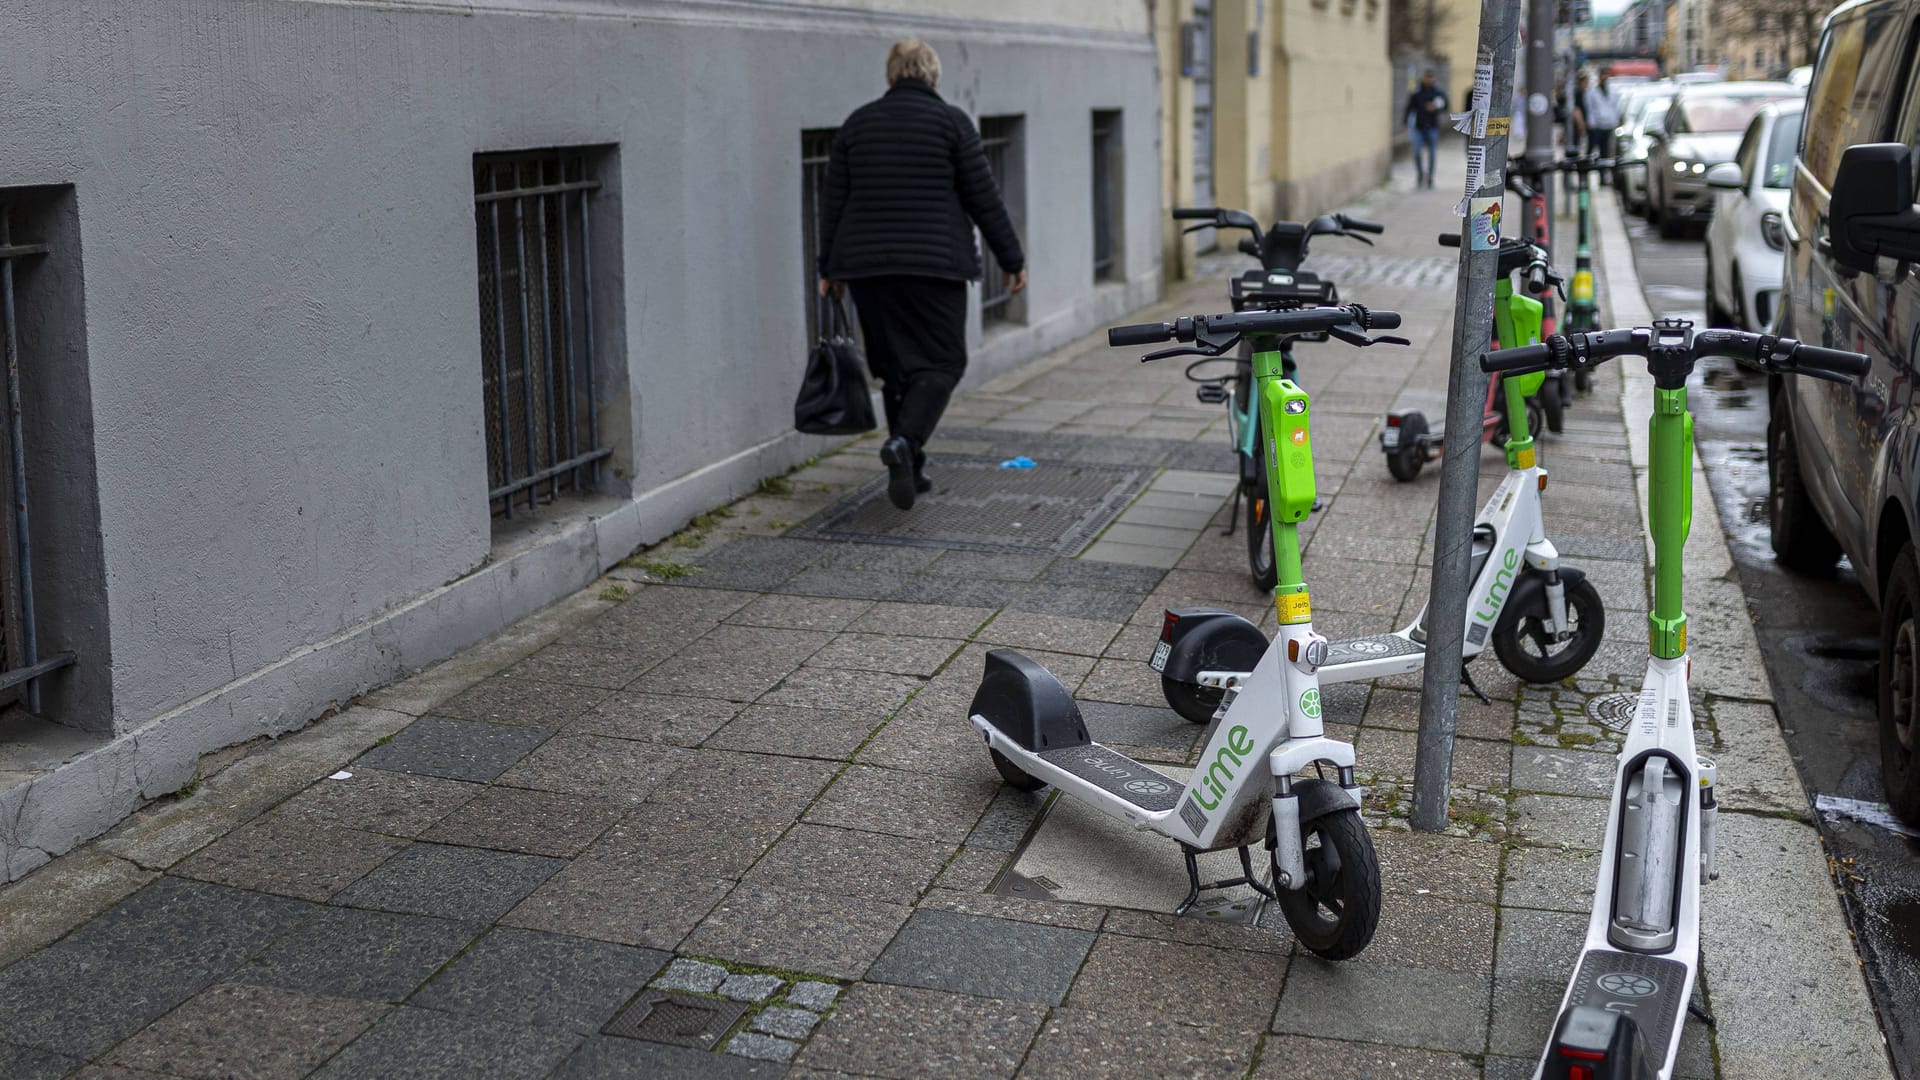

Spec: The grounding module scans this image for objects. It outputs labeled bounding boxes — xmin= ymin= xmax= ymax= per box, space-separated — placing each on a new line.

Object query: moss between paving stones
xmin=641 ymin=956 xmax=848 ymax=1063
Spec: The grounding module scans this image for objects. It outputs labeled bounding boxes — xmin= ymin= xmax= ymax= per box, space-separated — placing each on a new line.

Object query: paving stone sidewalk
xmin=0 ymin=151 xmax=1885 ymax=1079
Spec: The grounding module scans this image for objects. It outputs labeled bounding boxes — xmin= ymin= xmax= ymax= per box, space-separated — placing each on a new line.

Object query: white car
xmin=1615 ymin=87 xmax=1674 ymax=212
xmin=1703 ymin=99 xmax=1802 ymax=331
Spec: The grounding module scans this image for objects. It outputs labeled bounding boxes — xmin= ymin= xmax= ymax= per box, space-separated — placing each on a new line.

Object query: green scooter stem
xmin=1253 ymin=340 xmax=1311 ymax=623
xmin=1648 ymin=386 xmax=1693 ymax=658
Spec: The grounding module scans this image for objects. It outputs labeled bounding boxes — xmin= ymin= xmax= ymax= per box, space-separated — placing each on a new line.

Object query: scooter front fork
xmin=1269 ymin=765 xmax=1361 ymax=890
xmin=1699 ymin=757 xmax=1719 ymax=882
xmin=1544 ymin=570 xmax=1571 ymax=639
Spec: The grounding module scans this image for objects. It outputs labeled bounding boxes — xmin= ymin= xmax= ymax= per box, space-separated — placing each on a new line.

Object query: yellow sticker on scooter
xmin=1572 ymin=269 xmax=1594 ymax=303
xmin=1276 ymin=591 xmax=1312 ymax=624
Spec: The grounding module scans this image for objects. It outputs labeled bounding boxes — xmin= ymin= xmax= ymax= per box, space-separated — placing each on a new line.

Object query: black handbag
xmin=793 ymin=295 xmax=876 ymax=435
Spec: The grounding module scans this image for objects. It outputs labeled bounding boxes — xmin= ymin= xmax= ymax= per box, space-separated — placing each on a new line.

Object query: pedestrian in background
xmin=1403 ymin=70 xmax=1447 ymax=189
xmin=816 ymin=38 xmax=1026 ymax=511
xmin=1577 ymin=70 xmax=1620 ymax=159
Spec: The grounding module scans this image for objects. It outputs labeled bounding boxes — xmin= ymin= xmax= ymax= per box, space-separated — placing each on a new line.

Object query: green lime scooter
xmin=1484 ymin=321 xmax=1867 ymax=1079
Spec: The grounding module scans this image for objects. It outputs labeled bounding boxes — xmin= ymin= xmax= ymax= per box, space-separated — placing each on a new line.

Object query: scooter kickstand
xmin=1687 ymin=999 xmax=1717 ymax=1029
xmin=1174 ymin=845 xmax=1278 ymax=916
xmin=1223 ymin=488 xmax=1241 ymax=538
xmin=1459 ymin=664 xmax=1492 ymax=705
xmin=1176 ymin=848 xmax=1205 ymax=916
xmin=1239 ymin=845 xmax=1280 ymax=901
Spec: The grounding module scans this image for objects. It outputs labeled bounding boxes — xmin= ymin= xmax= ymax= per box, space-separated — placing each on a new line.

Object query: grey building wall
xmin=0 ymin=0 xmax=1160 ymax=877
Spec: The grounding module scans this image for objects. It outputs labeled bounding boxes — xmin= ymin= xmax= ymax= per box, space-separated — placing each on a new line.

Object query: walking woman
xmin=816 ymin=38 xmax=1027 ymax=510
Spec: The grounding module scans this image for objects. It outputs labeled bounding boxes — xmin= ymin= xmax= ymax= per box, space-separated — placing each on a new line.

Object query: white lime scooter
xmin=969 ymin=303 xmax=1405 ymax=959
xmin=1481 ymin=322 xmax=1867 ymax=1079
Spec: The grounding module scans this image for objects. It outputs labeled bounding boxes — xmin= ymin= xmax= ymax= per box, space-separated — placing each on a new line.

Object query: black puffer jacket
xmin=818 ymin=79 xmax=1025 ymax=282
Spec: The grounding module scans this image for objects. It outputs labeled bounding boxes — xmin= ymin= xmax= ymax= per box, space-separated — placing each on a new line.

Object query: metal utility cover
xmin=796 ymin=456 xmax=1147 ymax=554
xmin=995 ymin=767 xmax=1271 ymax=925
xmin=1585 ymin=690 xmax=1640 ymax=732
xmin=604 ymin=990 xmax=749 ymax=1049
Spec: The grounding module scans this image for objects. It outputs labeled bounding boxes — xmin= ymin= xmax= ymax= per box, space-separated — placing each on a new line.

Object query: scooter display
xmin=1382 ymin=233 xmax=1559 ymax=481
xmin=969 ymin=303 xmax=1405 ymax=959
xmin=1481 ymin=322 xmax=1869 ymax=1080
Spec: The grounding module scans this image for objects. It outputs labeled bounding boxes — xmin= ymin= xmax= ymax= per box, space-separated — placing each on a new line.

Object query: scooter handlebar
xmin=1339 ymin=215 xmax=1385 ymax=235
xmin=1480 ymin=343 xmax=1554 ymax=374
xmin=1783 ymin=343 xmax=1872 ymax=382
xmin=1438 ymin=232 xmax=1461 ymax=248
xmin=1482 ymin=327 xmax=1872 ymax=385
xmin=1170 ymin=207 xmax=1219 ymax=220
xmin=1108 ymin=321 xmax=1177 ymax=346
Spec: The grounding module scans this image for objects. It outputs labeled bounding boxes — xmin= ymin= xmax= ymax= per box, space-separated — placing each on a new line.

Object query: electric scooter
xmin=1481 ymin=322 xmax=1868 ymax=1080
xmin=1382 ymin=233 xmax=1559 ymax=481
xmin=969 ymin=303 xmax=1405 ymax=959
xmin=1170 ymin=205 xmax=1385 ymax=589
xmin=1558 ymin=155 xmax=1614 ymax=394
xmin=1155 ymin=281 xmax=1604 ymax=724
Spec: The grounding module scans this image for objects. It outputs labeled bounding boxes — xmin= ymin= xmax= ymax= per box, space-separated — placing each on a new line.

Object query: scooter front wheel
xmin=1273 ymin=794 xmax=1381 ymax=960
xmin=1492 ymin=574 xmax=1605 ymax=683
xmin=1162 ymin=676 xmax=1223 ymax=725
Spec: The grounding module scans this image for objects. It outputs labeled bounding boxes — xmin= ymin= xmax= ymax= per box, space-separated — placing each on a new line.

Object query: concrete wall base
xmin=1273 ymin=147 xmax=1394 ymax=223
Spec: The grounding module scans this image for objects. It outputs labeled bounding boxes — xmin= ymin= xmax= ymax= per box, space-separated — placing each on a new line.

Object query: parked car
xmin=1646 ymin=81 xmax=1801 ymax=237
xmin=1786 ymin=64 xmax=1813 ymax=87
xmin=1703 ymin=99 xmax=1802 ymax=330
xmin=1771 ymin=0 xmax=1920 ymax=825
xmin=1614 ymin=86 xmax=1675 ymax=211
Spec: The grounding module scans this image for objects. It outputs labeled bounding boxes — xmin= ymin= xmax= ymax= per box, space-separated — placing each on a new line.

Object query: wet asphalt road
xmin=1615 ymin=206 xmax=1920 ymax=1076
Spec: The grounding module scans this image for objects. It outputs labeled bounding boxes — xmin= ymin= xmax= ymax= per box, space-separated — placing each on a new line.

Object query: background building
xmin=1155 ymin=0 xmax=1393 ymax=280
xmin=0 ymin=0 xmax=1161 ymax=877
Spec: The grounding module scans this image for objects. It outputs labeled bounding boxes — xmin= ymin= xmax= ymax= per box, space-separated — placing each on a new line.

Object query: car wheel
xmin=1879 ymin=544 xmax=1920 ymax=826
xmin=1767 ymin=389 xmax=1842 ymax=573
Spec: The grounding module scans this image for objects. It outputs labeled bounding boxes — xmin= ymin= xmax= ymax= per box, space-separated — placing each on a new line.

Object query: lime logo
xmin=1299 ymin=689 xmax=1322 ymax=718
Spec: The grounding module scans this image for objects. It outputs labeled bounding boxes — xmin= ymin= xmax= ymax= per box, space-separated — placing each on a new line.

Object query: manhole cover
xmin=605 ymin=991 xmax=748 ymax=1048
xmin=1586 ymin=691 xmax=1640 ymax=731
xmin=793 ymin=456 xmax=1147 ymax=554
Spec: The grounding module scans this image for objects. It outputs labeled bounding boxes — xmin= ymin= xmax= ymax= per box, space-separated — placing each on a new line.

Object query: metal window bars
xmin=474 ymin=151 xmax=611 ymax=519
xmin=0 ymin=203 xmax=76 ymax=713
xmin=1091 ymin=112 xmax=1119 ymax=282
xmin=801 ymin=129 xmax=837 ymax=343
xmin=978 ymin=117 xmax=1021 ymax=326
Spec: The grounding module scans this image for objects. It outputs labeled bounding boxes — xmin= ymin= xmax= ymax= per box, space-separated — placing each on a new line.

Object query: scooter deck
xmin=1562 ymin=948 xmax=1688 ymax=1059
xmin=1323 ymin=633 xmax=1424 ymax=668
xmin=1037 ymin=743 xmax=1183 ymax=812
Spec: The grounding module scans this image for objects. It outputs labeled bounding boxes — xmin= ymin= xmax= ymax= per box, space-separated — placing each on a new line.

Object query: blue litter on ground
xmin=999 ymin=456 xmax=1037 ymax=469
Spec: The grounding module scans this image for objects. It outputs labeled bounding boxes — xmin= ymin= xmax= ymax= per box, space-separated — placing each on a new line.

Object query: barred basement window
xmin=1091 ymin=110 xmax=1124 ymax=283
xmin=473 ymin=149 xmax=613 ymax=520
xmin=978 ymin=115 xmax=1027 ymax=327
xmin=801 ymin=128 xmax=838 ymax=343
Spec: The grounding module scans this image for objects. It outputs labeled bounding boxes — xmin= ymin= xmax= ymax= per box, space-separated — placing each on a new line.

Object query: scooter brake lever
xmin=1343 ymin=232 xmax=1376 ymax=247
xmin=1327 ymin=327 xmax=1410 ymax=349
xmin=1141 ymin=344 xmax=1227 ymax=363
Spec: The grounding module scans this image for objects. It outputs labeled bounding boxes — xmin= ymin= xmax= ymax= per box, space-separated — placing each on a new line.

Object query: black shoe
xmin=880 ymin=437 xmax=916 ymax=510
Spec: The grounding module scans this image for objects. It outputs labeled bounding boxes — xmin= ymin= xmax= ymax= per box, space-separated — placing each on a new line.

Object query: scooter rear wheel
xmin=1273 ymin=796 xmax=1381 ymax=960
xmin=1385 ymin=411 xmax=1427 ymax=482
xmin=1162 ymin=676 xmax=1224 ymax=725
xmin=990 ymin=749 xmax=1047 ymax=792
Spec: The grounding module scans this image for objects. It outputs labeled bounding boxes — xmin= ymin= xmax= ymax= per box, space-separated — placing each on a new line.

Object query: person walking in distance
xmin=1575 ymin=70 xmax=1620 ymax=159
xmin=817 ymin=38 xmax=1027 ymax=510
xmin=1403 ymin=70 xmax=1448 ymax=189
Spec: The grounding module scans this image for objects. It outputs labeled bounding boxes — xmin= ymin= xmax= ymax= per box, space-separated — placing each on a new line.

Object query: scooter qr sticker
xmin=1150 ymin=640 xmax=1172 ymax=672
xmin=1468 ymin=198 xmax=1502 ymax=251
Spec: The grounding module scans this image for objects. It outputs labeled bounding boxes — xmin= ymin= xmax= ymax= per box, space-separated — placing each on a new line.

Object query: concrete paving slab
xmin=866 ymin=908 xmax=1095 ymax=1005
xmin=795 ymin=982 xmax=1045 ymax=1078
xmin=1271 ymin=960 xmax=1490 ymax=1055
xmin=0 ymin=846 xmax=155 ymax=968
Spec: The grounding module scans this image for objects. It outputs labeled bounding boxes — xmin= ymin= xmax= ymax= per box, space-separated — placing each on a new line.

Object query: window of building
xmin=800 ymin=128 xmax=839 ymax=343
xmin=978 ymin=114 xmax=1027 ymax=327
xmin=0 ymin=191 xmax=83 ymax=715
xmin=1091 ymin=111 xmax=1124 ymax=283
xmin=473 ymin=149 xmax=615 ymax=521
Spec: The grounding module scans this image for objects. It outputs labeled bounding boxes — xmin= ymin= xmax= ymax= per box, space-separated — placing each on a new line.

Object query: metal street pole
xmin=1410 ymin=0 xmax=1525 ymax=833
xmin=1524 ymin=0 xmax=1557 ymax=240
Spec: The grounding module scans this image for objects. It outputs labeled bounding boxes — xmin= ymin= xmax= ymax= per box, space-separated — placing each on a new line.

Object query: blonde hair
xmin=887 ymin=39 xmax=941 ymax=86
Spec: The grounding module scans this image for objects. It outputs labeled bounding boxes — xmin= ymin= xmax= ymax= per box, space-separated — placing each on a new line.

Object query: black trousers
xmin=848 ymin=276 xmax=968 ymax=452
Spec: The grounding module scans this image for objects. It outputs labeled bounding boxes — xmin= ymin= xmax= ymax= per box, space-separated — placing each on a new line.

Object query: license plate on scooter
xmin=1381 ymin=428 xmax=1399 ymax=450
xmin=1150 ymin=641 xmax=1171 ymax=672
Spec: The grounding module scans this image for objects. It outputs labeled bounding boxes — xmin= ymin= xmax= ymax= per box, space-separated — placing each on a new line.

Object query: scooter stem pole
xmin=1412 ymin=0 xmax=1524 ymax=832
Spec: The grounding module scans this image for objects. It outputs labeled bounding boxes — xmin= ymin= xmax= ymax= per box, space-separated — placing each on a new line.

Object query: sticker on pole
xmin=1468 ymin=198 xmax=1503 ymax=251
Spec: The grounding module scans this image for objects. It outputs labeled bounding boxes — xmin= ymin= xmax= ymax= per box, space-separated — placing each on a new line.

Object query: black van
xmin=1771 ymin=0 xmax=1920 ymax=825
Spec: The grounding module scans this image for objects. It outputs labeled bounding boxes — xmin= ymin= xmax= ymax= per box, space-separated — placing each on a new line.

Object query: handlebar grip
xmin=1525 ymin=265 xmax=1549 ymax=294
xmin=1170 ymin=208 xmax=1218 ymax=220
xmin=1365 ymin=310 xmax=1402 ymax=330
xmin=1792 ymin=343 xmax=1871 ymax=381
xmin=1108 ymin=322 xmax=1174 ymax=347
xmin=1438 ymin=233 xmax=1461 ymax=248
xmin=1481 ymin=342 xmax=1554 ymax=374
xmin=1341 ymin=216 xmax=1385 ymax=234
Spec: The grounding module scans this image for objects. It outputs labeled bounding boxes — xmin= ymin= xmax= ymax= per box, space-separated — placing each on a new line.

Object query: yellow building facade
xmin=1155 ymin=0 xmax=1393 ymax=280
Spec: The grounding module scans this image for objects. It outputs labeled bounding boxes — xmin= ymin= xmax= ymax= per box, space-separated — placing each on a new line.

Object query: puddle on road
xmin=1881 ymin=898 xmax=1920 ymax=962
